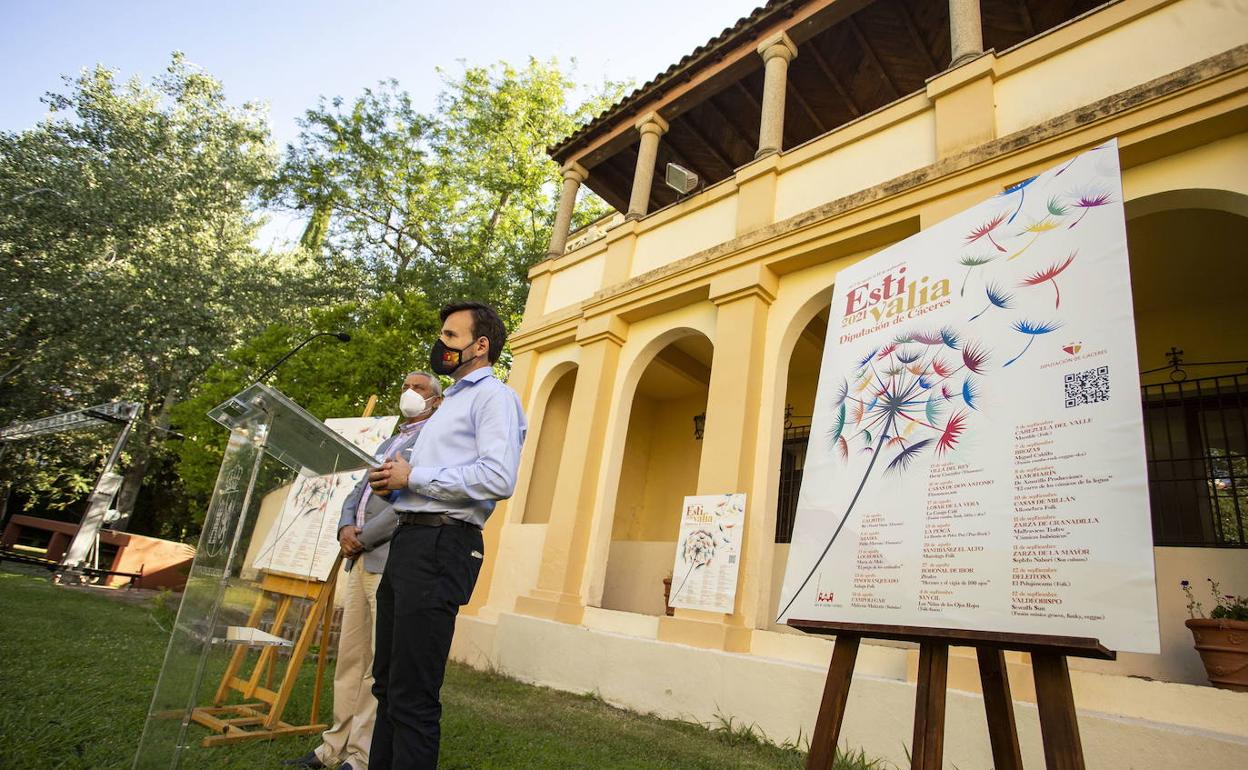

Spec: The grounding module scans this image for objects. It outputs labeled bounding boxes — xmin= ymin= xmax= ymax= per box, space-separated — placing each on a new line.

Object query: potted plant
xmin=1182 ymin=578 xmax=1248 ymax=691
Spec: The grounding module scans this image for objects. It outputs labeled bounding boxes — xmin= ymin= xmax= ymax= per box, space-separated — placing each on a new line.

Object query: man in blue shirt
xmin=366 ymin=301 xmax=526 ymax=769
xmin=284 ymin=371 xmax=443 ymax=770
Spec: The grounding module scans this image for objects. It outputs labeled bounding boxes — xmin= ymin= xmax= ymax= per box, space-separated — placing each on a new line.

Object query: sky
xmin=0 ymin=0 xmax=762 ymax=244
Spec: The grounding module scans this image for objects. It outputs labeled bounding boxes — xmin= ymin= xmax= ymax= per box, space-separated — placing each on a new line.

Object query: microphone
xmin=254 ymin=332 xmax=351 ymax=384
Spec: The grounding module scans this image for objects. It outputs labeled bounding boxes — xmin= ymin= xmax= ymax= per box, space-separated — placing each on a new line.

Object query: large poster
xmin=778 ymin=141 xmax=1159 ymax=653
xmin=670 ymin=493 xmax=746 ymax=614
xmin=250 ymin=415 xmax=398 ymax=581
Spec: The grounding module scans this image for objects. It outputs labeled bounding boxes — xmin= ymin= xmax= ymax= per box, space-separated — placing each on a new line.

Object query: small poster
xmin=251 ymin=415 xmax=398 ymax=581
xmin=669 ymin=493 xmax=746 ymax=614
xmin=777 ymin=141 xmax=1159 ymax=653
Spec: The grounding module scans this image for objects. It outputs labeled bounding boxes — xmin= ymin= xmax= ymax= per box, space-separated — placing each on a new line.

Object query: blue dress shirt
xmin=395 ymin=367 xmax=527 ymax=527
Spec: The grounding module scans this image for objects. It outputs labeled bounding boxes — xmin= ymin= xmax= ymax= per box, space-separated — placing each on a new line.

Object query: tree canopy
xmin=274 ymin=59 xmax=624 ymax=325
xmin=0 ymin=53 xmax=624 ymax=540
xmin=0 ymin=54 xmax=329 ymax=524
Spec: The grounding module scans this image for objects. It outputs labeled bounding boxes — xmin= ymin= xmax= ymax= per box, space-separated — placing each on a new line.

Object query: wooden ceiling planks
xmin=575 ymin=0 xmax=1110 ymax=216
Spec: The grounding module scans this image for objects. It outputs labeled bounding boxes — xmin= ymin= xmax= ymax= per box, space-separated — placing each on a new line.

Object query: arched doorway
xmin=1129 ymin=201 xmax=1248 ymax=547
xmin=767 ymin=305 xmax=830 ymax=623
xmin=599 ymin=332 xmax=714 ymax=615
xmin=522 ymin=367 xmax=577 ymax=524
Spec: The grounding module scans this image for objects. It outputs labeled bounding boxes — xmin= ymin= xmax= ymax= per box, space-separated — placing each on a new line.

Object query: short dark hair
xmin=440 ymin=301 xmax=506 ymax=363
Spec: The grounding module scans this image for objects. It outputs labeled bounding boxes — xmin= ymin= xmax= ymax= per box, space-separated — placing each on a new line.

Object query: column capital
xmin=561 ymin=161 xmax=588 ymax=183
xmin=634 ymin=111 xmax=669 ymax=136
xmin=756 ymin=31 xmax=798 ymax=63
xmin=576 ymin=313 xmax=628 ymax=347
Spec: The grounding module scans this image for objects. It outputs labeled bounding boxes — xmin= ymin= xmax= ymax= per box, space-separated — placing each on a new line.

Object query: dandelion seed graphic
xmin=969 ymin=282 xmax=1014 ymax=322
xmin=1003 ymin=319 xmax=1063 ymax=367
xmin=1006 ymin=217 xmax=1062 ymax=261
xmin=958 ymin=254 xmax=996 ymax=296
xmin=1046 ymin=196 xmax=1069 ymax=217
xmin=780 ymin=329 xmax=987 ymax=621
xmin=1019 ymin=251 xmax=1077 ymax=308
xmin=673 ymin=529 xmax=716 ymax=600
xmin=936 ymin=410 xmax=968 ymax=455
xmin=966 ymin=211 xmax=1010 ymax=252
xmin=1068 ymin=188 xmax=1113 ymax=229
xmin=1001 ymin=176 xmax=1038 ymax=224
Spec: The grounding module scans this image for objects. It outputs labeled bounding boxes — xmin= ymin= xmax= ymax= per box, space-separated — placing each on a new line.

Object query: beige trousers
xmin=315 ymin=564 xmax=382 ymax=770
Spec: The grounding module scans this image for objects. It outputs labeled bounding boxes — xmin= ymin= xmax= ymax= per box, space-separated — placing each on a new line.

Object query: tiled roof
xmin=548 ymin=0 xmax=799 ymax=159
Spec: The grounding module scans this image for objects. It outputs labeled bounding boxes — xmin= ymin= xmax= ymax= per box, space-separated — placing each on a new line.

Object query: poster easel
xmin=788 ymin=620 xmax=1114 ymax=770
xmin=189 ymin=395 xmax=377 ymax=746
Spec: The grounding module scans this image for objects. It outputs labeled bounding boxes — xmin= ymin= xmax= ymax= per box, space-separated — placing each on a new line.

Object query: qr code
xmin=1065 ymin=366 xmax=1109 ymax=408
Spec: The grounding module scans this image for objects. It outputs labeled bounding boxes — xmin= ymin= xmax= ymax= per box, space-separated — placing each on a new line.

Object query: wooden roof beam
xmin=703 ymin=94 xmax=758 ymax=158
xmin=786 ymin=78 xmax=828 ymax=134
xmin=846 ymin=16 xmax=900 ymax=101
xmin=552 ymin=0 xmax=876 ymax=166
xmin=670 ymin=120 xmax=737 ymax=179
xmin=1019 ymin=1 xmax=1037 ymax=38
xmin=896 ymin=0 xmax=939 ymax=73
xmin=808 ymin=41 xmax=861 ymax=118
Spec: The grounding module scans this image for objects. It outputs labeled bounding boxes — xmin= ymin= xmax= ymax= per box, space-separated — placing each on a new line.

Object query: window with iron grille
xmin=773 ymin=373 xmax=1248 ymax=547
xmin=775 ymin=425 xmax=809 ymax=543
xmin=1142 ymin=373 xmax=1247 ymax=547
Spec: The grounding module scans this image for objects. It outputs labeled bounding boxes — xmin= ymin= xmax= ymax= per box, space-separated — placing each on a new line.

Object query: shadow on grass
xmin=0 ymin=566 xmax=885 ymax=769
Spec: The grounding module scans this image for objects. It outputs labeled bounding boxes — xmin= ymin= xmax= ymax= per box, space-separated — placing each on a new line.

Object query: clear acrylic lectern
xmin=133 ymin=385 xmax=378 ymax=769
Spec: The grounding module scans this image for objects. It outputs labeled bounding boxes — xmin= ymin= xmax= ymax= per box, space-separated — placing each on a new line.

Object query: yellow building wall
xmin=610 ymin=394 xmax=705 ymax=541
xmin=995 ymin=0 xmax=1248 ymax=137
xmin=1130 ymin=208 xmax=1248 ymax=376
xmin=610 ymin=394 xmax=657 ymax=541
xmin=630 ymin=195 xmax=738 ymax=278
xmin=775 ymin=106 xmax=937 ymax=221
xmin=544 ymin=250 xmax=606 ymax=315
xmin=522 ymin=369 xmax=577 ymax=524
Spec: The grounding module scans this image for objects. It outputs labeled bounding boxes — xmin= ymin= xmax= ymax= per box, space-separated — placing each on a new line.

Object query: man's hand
xmin=338 ymin=525 xmax=365 ymax=557
xmin=368 ymin=454 xmax=412 ymax=493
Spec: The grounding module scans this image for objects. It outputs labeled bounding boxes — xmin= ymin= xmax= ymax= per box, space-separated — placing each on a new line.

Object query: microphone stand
xmin=254 ymin=332 xmax=350 ymax=384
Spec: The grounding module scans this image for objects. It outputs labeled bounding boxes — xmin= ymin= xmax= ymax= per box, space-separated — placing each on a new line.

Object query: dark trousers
xmin=369 ymin=522 xmax=484 ymax=770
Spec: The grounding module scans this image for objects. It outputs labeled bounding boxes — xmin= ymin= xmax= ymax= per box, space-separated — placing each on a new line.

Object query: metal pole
xmin=56 ymin=409 xmax=138 ymax=579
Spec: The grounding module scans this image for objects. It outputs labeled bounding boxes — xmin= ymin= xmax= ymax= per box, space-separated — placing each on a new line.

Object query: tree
xmin=274 ymin=59 xmax=626 ymax=327
xmin=0 ymin=54 xmax=335 ymax=525
xmin=169 ymin=292 xmax=442 ymax=516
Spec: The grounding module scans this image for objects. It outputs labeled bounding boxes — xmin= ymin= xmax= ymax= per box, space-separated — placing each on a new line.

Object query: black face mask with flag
xmin=429 ymin=338 xmax=480 ymax=376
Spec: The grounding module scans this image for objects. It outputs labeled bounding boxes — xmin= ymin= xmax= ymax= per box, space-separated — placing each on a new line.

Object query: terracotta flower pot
xmin=1186 ymin=617 xmax=1248 ymax=692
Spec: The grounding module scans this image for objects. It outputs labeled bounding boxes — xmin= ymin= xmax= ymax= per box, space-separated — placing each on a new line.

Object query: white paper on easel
xmin=250 ymin=415 xmax=398 ymax=581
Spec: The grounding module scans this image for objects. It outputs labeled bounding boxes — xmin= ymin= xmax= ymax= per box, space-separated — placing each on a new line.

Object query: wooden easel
xmin=189 ymin=395 xmax=378 ymax=746
xmin=190 ymin=557 xmax=343 ymax=745
xmin=789 ymin=620 xmax=1115 ymax=770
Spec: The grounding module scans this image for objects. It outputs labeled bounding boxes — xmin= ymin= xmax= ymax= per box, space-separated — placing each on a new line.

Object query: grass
xmin=0 ymin=566 xmax=888 ymax=769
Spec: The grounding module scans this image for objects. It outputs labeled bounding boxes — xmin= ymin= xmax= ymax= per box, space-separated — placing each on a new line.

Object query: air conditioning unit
xmin=664 ymin=163 xmax=699 ymax=195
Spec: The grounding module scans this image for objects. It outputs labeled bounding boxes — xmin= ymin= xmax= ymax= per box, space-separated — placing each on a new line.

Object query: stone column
xmin=514 ymin=314 xmax=628 ymax=624
xmin=547 ymin=161 xmax=588 ymax=258
xmin=625 ymin=112 xmax=669 ymax=221
xmin=949 ymin=0 xmax=984 ymax=67
xmin=755 ymin=32 xmax=798 ymax=159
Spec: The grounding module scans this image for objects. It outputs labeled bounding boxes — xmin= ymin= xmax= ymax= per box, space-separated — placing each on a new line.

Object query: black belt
xmin=397 ymin=512 xmax=474 ymax=529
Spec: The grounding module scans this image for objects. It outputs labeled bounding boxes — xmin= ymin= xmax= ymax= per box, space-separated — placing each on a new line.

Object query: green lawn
xmin=0 ymin=566 xmax=886 ymax=769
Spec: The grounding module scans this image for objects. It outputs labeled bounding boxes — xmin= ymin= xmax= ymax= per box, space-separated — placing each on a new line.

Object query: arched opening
xmin=1129 ymin=202 xmax=1248 ymax=547
xmin=522 ymin=367 xmax=577 ymax=524
xmin=599 ymin=332 xmax=714 ymax=615
xmin=766 ymin=303 xmax=831 ymax=624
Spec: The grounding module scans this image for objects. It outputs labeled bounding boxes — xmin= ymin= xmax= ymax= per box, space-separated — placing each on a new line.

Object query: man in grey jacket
xmin=284 ymin=371 xmax=443 ymax=770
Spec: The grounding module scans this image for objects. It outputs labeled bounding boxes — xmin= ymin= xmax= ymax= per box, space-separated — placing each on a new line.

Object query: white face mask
xmin=399 ymin=388 xmax=428 ymax=418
